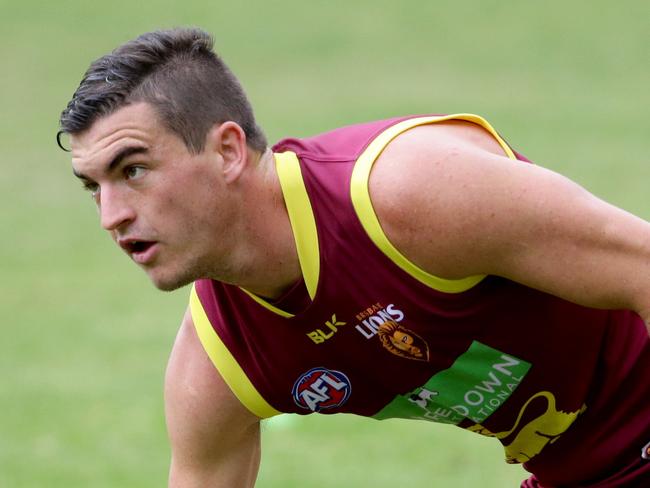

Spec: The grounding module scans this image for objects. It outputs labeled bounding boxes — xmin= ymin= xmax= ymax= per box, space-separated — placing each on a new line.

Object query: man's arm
xmin=370 ymin=121 xmax=650 ymax=328
xmin=165 ymin=307 xmax=261 ymax=487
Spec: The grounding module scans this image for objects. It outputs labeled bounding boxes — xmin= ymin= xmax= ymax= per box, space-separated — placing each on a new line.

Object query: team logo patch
xmin=292 ymin=367 xmax=351 ymax=412
xmin=378 ymin=320 xmax=430 ymax=361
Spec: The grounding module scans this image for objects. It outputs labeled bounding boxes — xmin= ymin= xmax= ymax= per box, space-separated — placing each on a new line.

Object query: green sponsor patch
xmin=374 ymin=341 xmax=531 ymax=425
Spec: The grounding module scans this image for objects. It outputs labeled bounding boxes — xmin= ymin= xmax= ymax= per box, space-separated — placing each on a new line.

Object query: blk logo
xmin=306 ymin=314 xmax=346 ymax=344
xmin=292 ymin=367 xmax=351 ymax=412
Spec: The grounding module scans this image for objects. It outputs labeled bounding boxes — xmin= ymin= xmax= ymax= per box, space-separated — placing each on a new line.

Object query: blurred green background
xmin=1 ymin=0 xmax=647 ymax=486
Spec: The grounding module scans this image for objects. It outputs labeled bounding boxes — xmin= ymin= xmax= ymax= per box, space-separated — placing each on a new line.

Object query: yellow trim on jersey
xmin=235 ymin=151 xmax=320 ymax=317
xmin=190 ymin=284 xmax=281 ymax=419
xmin=239 ymin=287 xmax=294 ymax=319
xmin=274 ymin=151 xmax=320 ymax=299
xmin=350 ymin=114 xmax=515 ymax=293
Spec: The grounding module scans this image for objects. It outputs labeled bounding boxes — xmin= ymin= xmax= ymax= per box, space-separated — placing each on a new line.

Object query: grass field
xmin=1 ymin=1 xmax=648 ymax=486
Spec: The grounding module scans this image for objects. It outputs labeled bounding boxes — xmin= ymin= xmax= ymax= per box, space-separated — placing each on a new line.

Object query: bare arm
xmin=370 ymin=121 xmax=650 ymax=328
xmin=165 ymin=307 xmax=261 ymax=487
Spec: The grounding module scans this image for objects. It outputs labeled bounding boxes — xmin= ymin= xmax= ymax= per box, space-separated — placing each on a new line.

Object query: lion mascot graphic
xmin=377 ymin=321 xmax=430 ymax=361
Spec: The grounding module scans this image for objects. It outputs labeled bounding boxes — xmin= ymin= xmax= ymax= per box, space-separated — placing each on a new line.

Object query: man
xmin=59 ymin=28 xmax=650 ymax=487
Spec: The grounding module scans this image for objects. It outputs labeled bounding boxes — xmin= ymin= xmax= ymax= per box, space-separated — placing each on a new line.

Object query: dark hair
xmin=58 ymin=28 xmax=266 ymax=153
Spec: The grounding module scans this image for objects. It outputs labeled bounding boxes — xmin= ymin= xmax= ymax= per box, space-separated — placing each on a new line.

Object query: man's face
xmin=70 ymin=102 xmax=232 ymax=291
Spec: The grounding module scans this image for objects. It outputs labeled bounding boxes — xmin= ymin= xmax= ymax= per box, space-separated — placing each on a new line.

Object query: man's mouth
xmin=118 ymin=239 xmax=158 ymax=264
xmin=129 ymin=241 xmax=154 ymax=253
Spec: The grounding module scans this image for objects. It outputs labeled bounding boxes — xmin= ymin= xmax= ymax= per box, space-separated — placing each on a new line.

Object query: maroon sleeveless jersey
xmin=190 ymin=114 xmax=650 ymax=486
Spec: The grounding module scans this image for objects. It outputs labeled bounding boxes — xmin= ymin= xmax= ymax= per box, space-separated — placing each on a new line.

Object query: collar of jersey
xmin=239 ymin=151 xmax=319 ymax=318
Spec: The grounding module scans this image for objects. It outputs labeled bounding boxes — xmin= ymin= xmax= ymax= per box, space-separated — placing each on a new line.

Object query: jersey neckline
xmin=239 ymin=151 xmax=320 ymax=319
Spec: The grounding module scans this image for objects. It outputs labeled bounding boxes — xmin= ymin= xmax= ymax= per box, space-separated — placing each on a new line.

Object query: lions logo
xmin=377 ymin=321 xmax=430 ymax=361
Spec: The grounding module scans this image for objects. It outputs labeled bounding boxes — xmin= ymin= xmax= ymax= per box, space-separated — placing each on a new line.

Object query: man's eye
xmin=125 ymin=166 xmax=146 ymax=180
xmin=82 ymin=181 xmax=100 ymax=196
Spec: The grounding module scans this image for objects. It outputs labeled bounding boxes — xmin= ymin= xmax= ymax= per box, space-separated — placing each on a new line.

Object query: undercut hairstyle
xmin=58 ymin=28 xmax=267 ymax=153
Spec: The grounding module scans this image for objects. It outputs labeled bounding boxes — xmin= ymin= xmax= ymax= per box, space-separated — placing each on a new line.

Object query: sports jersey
xmin=190 ymin=114 xmax=650 ymax=486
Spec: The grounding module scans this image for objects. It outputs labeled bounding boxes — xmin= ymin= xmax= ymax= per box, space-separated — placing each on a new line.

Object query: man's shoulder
xmin=366 ymin=116 xmax=525 ymax=281
xmin=271 ymin=115 xmax=429 ymax=161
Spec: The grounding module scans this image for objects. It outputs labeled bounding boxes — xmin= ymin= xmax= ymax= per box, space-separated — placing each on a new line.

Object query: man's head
xmin=59 ymin=27 xmax=266 ymax=154
xmin=61 ymin=29 xmax=267 ymax=291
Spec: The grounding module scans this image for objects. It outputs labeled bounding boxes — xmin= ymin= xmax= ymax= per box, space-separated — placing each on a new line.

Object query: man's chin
xmin=148 ymin=271 xmax=195 ymax=292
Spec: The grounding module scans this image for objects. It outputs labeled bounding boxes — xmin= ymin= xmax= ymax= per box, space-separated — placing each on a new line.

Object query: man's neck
xmin=212 ymin=148 xmax=303 ymax=300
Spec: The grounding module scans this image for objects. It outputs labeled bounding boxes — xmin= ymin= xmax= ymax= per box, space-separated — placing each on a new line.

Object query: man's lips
xmin=117 ymin=238 xmax=159 ymax=264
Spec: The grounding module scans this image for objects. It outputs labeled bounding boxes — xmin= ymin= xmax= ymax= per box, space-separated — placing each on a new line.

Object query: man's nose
xmin=99 ymin=187 xmax=136 ymax=231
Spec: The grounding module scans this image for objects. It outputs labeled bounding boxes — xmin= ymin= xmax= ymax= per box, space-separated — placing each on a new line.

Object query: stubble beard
xmin=147 ymin=256 xmax=211 ymax=292
xmin=147 ymin=251 xmax=240 ymax=292
xmin=146 ymin=225 xmax=242 ymax=292
xmin=152 ymin=273 xmax=195 ymax=292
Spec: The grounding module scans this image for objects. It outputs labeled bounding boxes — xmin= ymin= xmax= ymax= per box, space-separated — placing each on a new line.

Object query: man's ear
xmin=206 ymin=121 xmax=248 ymax=183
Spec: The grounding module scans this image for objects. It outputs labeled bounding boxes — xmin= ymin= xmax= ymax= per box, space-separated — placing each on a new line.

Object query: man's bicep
xmin=468 ymin=157 xmax=650 ymax=314
xmin=419 ymin=148 xmax=650 ymax=317
xmin=165 ymin=307 xmax=261 ymax=487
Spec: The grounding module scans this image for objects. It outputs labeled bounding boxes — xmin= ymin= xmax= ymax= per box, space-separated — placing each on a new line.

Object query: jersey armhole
xmin=350 ymin=114 xmax=516 ymax=293
xmin=189 ymin=284 xmax=282 ymax=419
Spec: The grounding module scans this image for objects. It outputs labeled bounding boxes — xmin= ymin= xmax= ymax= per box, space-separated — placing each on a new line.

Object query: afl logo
xmin=292 ymin=367 xmax=352 ymax=412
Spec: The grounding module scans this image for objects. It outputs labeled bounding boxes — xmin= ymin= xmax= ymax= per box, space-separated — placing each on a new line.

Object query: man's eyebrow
xmin=73 ymin=145 xmax=149 ymax=180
